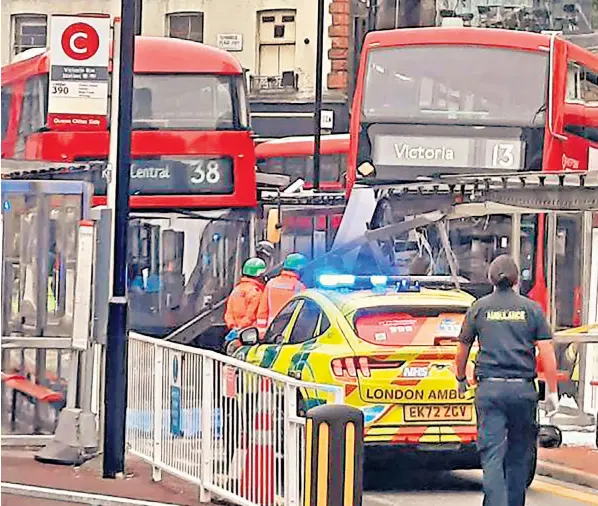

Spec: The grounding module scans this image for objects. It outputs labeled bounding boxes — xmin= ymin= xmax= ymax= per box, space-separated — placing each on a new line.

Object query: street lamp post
xmin=102 ymin=0 xmax=135 ymax=478
xmin=313 ymin=0 xmax=325 ymax=190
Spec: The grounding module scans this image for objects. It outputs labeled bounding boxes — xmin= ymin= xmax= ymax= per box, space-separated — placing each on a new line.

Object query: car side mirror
xmin=239 ymin=327 xmax=259 ymax=346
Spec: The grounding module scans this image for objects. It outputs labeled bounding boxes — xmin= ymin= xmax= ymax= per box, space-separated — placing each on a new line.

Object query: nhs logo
xmin=402 ymin=366 xmax=428 ymax=378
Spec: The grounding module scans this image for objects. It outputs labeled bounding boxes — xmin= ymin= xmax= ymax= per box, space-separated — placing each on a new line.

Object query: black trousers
xmin=475 ymin=379 xmax=539 ymax=506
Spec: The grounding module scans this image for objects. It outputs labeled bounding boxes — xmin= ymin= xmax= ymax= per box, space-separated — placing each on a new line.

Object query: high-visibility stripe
xmin=316 ymin=423 xmax=329 ymax=506
xmin=344 ymin=422 xmax=356 ymax=506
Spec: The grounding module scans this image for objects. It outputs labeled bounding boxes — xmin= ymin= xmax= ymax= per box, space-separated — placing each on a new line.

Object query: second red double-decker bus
xmin=1 ymin=37 xmax=256 ymax=340
xmin=348 ymin=28 xmax=598 ymax=193
xmin=346 ymin=27 xmax=598 ymax=338
xmin=255 ymin=133 xmax=349 ymax=190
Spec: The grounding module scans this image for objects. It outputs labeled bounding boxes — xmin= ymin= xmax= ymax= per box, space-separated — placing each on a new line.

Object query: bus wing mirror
xmin=267 ymin=209 xmax=281 ymax=244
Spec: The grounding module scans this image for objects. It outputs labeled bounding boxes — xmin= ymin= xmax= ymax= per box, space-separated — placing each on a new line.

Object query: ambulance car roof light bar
xmin=315 ymin=274 xmax=469 ymax=291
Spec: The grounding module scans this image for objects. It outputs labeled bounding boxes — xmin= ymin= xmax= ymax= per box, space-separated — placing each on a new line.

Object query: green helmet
xmin=283 ymin=253 xmax=307 ymax=272
xmin=242 ymin=257 xmax=267 ymax=277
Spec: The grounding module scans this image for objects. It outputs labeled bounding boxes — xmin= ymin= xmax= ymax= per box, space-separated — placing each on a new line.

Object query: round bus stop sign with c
xmin=47 ymin=15 xmax=111 ymax=131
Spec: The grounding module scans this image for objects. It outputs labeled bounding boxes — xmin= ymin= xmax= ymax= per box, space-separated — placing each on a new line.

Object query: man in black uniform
xmin=455 ymin=254 xmax=559 ymax=506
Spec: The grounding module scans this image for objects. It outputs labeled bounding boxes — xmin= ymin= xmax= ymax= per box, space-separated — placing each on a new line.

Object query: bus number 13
xmin=491 ymin=143 xmax=517 ymax=169
xmin=190 ymin=160 xmax=221 ymax=184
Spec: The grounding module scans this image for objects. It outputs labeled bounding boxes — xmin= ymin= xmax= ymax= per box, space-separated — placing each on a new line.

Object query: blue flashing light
xmin=212 ymin=233 xmax=222 ymax=242
xmin=396 ymin=279 xmax=421 ymax=293
xmin=318 ymin=274 xmax=356 ymax=288
xmin=2 ymin=200 xmax=11 ymax=212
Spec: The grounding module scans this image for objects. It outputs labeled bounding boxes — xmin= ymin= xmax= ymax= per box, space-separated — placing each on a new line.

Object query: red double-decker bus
xmin=255 ymin=133 xmax=349 ymax=190
xmin=348 ymin=28 xmax=598 ymax=193
xmin=1 ymin=37 xmax=256 ymax=340
xmin=346 ymin=28 xmax=598 ymax=333
xmin=2 ymin=36 xmax=256 ymax=209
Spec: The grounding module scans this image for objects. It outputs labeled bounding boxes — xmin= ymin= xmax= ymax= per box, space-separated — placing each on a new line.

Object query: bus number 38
xmin=190 ymin=160 xmax=221 ymax=184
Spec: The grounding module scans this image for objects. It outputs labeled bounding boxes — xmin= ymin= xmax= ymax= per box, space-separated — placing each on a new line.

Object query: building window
xmin=12 ymin=14 xmax=47 ymax=56
xmin=167 ymin=12 xmax=204 ymax=43
xmin=254 ymin=10 xmax=297 ymax=92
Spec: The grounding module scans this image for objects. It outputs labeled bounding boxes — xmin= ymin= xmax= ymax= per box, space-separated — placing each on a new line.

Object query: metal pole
xmin=313 ymin=0 xmax=325 ymax=190
xmin=103 ymin=1 xmax=135 ymax=478
xmin=108 ymin=18 xmax=121 ymax=269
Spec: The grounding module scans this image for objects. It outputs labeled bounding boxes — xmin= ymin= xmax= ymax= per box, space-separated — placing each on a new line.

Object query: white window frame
xmin=166 ymin=12 xmax=204 ymax=43
xmin=566 ymin=62 xmax=584 ymax=103
xmin=12 ymin=14 xmax=47 ymax=58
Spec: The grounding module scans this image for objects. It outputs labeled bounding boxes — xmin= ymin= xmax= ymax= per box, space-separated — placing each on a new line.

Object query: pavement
xmin=2 ymin=427 xmax=597 ymax=506
xmin=1 ymin=449 xmax=204 ymax=505
xmin=537 ymin=428 xmax=598 ymax=490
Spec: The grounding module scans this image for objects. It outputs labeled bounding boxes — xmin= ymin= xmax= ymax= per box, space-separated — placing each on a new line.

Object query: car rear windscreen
xmin=352 ymin=306 xmax=468 ymax=346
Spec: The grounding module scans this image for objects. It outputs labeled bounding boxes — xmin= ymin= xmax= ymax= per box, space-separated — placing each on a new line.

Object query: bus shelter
xmin=1 ymin=179 xmax=106 ymax=449
xmin=326 ymin=170 xmax=598 ymax=420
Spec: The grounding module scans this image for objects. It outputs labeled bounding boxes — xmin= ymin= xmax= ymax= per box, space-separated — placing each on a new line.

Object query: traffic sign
xmin=48 ymin=15 xmax=110 ymax=131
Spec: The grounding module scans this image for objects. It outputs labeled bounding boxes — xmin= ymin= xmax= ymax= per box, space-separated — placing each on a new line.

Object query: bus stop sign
xmin=48 ymin=15 xmax=110 ymax=131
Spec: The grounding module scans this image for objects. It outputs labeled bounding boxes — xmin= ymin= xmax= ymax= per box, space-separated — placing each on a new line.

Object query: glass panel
xmin=127 ymin=210 xmax=251 ymax=337
xmin=362 ymin=46 xmax=548 ymax=126
xmin=235 ymin=76 xmax=250 ymax=128
xmin=132 ymin=74 xmax=235 ymax=130
xmin=289 ymin=300 xmax=321 ymax=344
xmin=582 ymin=69 xmax=598 ymax=104
xmin=168 ymin=13 xmax=203 ymax=42
xmin=14 ymin=15 xmax=47 ymax=53
xmin=264 ymin=300 xmax=299 ymax=344
xmin=552 ymin=215 xmax=583 ymax=402
xmin=283 ymin=157 xmax=308 ymax=182
xmin=519 ymin=214 xmax=539 ymax=296
xmin=566 ymin=63 xmax=582 ymax=102
xmin=1 ymin=86 xmax=12 ymax=140
xmin=353 ymin=307 xmax=467 ymax=346
xmin=168 ymin=15 xmax=189 ymax=38
xmin=1 ymin=192 xmax=82 ymax=337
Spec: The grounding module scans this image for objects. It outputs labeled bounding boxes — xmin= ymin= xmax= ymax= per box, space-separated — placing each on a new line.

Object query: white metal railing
xmin=126 ymin=332 xmax=343 ymax=506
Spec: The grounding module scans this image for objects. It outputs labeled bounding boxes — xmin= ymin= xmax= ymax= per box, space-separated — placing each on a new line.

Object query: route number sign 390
xmin=52 ymin=84 xmax=70 ymax=95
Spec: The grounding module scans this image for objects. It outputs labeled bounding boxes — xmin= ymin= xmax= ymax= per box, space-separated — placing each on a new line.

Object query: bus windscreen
xmin=362 ymin=46 xmax=548 ymax=127
xmin=132 ymin=74 xmax=239 ymax=130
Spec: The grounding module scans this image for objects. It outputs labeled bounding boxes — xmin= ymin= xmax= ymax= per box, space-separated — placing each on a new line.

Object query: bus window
xmin=554 ymin=215 xmax=582 ymax=328
xmin=15 ymin=75 xmax=47 ymax=155
xmin=1 ymin=86 xmax=12 ymax=140
xmin=519 ymin=214 xmax=539 ymax=296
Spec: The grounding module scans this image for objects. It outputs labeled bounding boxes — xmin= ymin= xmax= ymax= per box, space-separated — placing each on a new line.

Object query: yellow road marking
xmin=532 ymin=479 xmax=598 ymax=505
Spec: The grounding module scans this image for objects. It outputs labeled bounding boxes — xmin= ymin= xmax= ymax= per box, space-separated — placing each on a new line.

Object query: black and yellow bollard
xmin=304 ymin=405 xmax=364 ymax=506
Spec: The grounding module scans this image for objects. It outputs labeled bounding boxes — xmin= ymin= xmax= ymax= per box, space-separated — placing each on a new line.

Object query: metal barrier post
xmin=283 ymin=384 xmax=299 ymax=506
xmin=152 ymin=344 xmax=163 ymax=482
xmin=200 ymin=356 xmax=214 ymax=503
xmin=304 ymin=405 xmax=364 ymax=506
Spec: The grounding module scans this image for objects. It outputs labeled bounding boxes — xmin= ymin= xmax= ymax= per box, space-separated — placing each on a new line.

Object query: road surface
xmin=363 ymin=468 xmax=598 ymax=506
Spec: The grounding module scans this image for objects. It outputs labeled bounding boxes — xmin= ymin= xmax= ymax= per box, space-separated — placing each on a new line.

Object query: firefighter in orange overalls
xmin=223 ymin=257 xmax=267 ymax=353
xmin=256 ymin=252 xmax=307 ymax=331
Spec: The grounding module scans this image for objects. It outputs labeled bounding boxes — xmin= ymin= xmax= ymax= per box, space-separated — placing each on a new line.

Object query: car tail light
xmin=331 ymin=357 xmax=372 ymax=378
xmin=331 ymin=359 xmax=344 ymax=377
xmin=358 ymin=357 xmax=371 ymax=377
xmin=345 ymin=358 xmax=357 ymax=377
